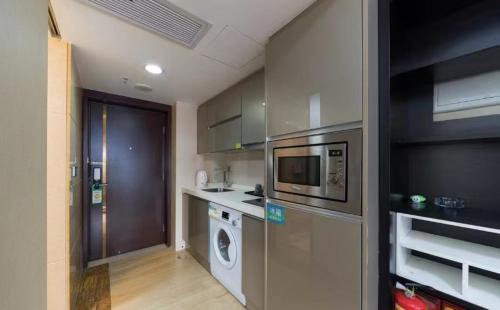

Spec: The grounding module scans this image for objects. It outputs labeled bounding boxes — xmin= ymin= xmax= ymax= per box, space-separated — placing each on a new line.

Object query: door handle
xmin=90 ymin=183 xmax=108 ymax=189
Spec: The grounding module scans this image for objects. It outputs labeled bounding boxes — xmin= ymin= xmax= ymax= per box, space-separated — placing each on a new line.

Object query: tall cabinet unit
xmin=266 ymin=0 xmax=362 ymax=137
xmin=380 ymin=1 xmax=500 ymax=309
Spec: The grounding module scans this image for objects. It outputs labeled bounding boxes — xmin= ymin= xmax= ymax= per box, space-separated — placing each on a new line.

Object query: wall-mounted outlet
xmin=180 ymin=240 xmax=186 ymax=250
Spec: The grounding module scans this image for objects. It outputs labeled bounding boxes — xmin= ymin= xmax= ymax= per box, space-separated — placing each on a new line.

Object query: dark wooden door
xmin=88 ymin=102 xmax=166 ymax=259
xmin=107 ymin=104 xmax=166 ymax=256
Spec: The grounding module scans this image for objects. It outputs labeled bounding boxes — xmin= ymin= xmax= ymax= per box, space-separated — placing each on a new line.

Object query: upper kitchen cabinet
xmin=242 ymin=69 xmax=266 ymax=145
xmin=207 ymin=83 xmax=242 ymax=126
xmin=197 ymin=102 xmax=209 ymax=154
xmin=266 ymin=0 xmax=363 ymax=137
xmin=208 ymin=117 xmax=242 ymax=152
xmin=197 ymin=69 xmax=266 ymax=153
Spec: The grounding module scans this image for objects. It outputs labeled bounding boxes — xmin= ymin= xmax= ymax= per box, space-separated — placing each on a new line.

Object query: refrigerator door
xmin=266 ymin=199 xmax=362 ymax=310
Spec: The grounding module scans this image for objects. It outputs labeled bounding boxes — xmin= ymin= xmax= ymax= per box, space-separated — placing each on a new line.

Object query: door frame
xmin=81 ymin=89 xmax=172 ymax=267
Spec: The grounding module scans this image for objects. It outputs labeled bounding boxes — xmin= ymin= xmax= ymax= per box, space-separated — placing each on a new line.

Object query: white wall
xmin=196 ymin=151 xmax=265 ymax=187
xmin=0 ymin=0 xmax=48 ymax=308
xmin=227 ymin=151 xmax=265 ymax=186
xmin=174 ymin=102 xmax=198 ymax=251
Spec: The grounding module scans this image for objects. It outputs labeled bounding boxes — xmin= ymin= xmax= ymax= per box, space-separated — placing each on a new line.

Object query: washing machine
xmin=209 ymin=202 xmax=246 ymax=305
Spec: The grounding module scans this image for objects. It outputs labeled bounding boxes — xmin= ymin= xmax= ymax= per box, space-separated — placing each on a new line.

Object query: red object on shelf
xmin=395 ymin=289 xmax=427 ymax=310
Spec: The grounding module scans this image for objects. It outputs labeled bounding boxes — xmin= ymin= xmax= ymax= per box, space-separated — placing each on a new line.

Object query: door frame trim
xmin=82 ymin=89 xmax=172 ymax=267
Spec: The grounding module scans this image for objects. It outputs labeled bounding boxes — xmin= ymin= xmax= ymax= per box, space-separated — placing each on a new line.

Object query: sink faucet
xmin=215 ymin=166 xmax=232 ymax=188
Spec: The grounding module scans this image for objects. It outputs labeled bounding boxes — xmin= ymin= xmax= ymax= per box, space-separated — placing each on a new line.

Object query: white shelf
xmin=467 ymin=273 xmax=500 ymax=309
xmin=400 ymin=230 xmax=500 ymax=274
xmin=396 ymin=212 xmax=500 ymax=310
xmin=399 ymin=255 xmax=462 ymax=296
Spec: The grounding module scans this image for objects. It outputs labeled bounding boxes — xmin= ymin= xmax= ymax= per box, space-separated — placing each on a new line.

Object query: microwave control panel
xmin=326 ymin=143 xmax=347 ymax=201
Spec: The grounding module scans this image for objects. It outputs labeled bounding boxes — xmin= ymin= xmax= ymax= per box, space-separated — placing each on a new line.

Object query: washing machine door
xmin=212 ymin=222 xmax=237 ymax=269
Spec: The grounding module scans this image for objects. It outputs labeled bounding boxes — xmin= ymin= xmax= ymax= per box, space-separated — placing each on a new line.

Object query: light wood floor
xmin=109 ymin=247 xmax=245 ymax=310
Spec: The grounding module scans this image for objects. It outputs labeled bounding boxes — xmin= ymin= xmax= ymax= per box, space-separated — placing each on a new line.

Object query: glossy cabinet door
xmin=208 ymin=84 xmax=242 ymax=126
xmin=266 ymin=0 xmax=362 ymax=137
xmin=198 ymin=68 xmax=265 ymax=152
xmin=242 ymin=69 xmax=266 ymax=145
xmin=197 ymin=103 xmax=209 ymax=154
xmin=242 ymin=215 xmax=265 ymax=310
xmin=187 ymin=194 xmax=210 ymax=272
xmin=266 ymin=200 xmax=362 ymax=310
xmin=208 ymin=118 xmax=242 ymax=152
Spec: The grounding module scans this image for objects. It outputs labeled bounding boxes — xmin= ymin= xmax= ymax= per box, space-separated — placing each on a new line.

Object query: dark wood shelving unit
xmin=391 ymin=0 xmax=500 ymax=77
xmin=379 ymin=0 xmax=500 ymax=309
xmin=403 ymin=45 xmax=500 ymax=84
xmin=391 ymin=136 xmax=500 ymax=147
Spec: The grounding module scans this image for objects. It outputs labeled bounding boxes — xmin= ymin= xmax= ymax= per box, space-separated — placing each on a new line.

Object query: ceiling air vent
xmin=83 ymin=0 xmax=211 ymax=48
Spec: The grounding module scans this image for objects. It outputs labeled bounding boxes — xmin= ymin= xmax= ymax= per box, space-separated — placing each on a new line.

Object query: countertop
xmin=182 ymin=184 xmax=265 ymax=219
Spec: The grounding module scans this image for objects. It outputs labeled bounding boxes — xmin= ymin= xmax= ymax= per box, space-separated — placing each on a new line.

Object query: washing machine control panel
xmin=209 ymin=203 xmax=242 ymax=229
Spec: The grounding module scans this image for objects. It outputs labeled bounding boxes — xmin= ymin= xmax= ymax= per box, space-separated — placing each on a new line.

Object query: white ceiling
xmin=52 ymin=0 xmax=316 ymax=105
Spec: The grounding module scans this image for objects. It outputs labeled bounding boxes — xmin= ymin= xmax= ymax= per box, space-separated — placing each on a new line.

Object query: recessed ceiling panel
xmin=201 ymin=26 xmax=264 ymax=69
xmin=82 ymin=0 xmax=211 ymax=48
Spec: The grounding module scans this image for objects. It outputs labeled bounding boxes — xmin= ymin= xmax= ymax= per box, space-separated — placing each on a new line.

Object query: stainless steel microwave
xmin=267 ymin=129 xmax=362 ymax=215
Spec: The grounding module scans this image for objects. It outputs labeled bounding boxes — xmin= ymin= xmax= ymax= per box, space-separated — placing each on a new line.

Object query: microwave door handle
xmin=321 ymin=146 xmax=329 ymax=195
xmin=273 ymin=155 xmax=280 ymax=190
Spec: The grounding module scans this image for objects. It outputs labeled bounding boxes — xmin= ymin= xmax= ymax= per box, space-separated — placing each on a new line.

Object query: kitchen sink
xmin=202 ymin=188 xmax=234 ymax=193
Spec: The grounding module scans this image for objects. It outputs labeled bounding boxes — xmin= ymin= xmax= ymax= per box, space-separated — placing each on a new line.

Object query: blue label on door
xmin=267 ymin=203 xmax=285 ymax=225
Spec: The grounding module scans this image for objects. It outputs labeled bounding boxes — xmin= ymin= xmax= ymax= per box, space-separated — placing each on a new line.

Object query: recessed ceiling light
xmin=135 ymin=83 xmax=153 ymax=91
xmin=145 ymin=64 xmax=163 ymax=75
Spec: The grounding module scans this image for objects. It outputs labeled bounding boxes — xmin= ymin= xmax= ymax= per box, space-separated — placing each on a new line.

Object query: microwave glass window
xmin=278 ymin=156 xmax=321 ymax=186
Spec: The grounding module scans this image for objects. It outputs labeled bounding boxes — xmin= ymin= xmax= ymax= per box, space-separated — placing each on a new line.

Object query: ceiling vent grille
xmin=83 ymin=0 xmax=211 ymax=48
